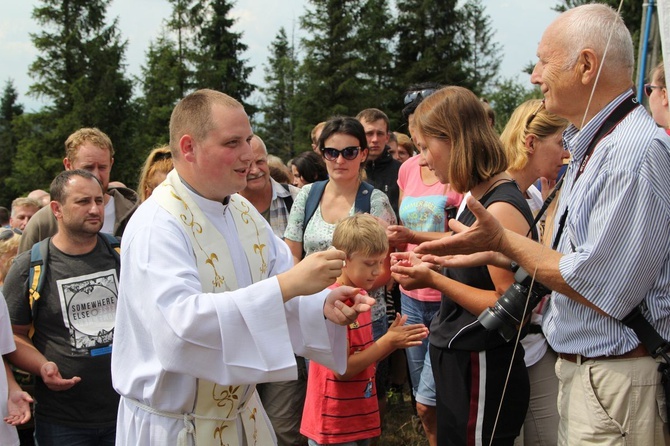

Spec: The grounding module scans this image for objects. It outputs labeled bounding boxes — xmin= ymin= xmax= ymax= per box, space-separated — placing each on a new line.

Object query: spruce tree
xmin=0 ymin=80 xmax=24 ymax=206
xmin=135 ymin=32 xmax=186 ymax=153
xmin=191 ymin=0 xmax=255 ymax=114
xmin=395 ymin=0 xmax=470 ymax=90
xmin=257 ymin=27 xmax=299 ymax=159
xmin=9 ymin=0 xmax=135 ymax=190
xmin=461 ymin=0 xmax=503 ymax=95
xmin=295 ymin=0 xmax=365 ymax=152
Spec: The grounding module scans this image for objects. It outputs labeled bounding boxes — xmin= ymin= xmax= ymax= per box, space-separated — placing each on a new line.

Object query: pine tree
xmin=134 ymin=32 xmax=186 ymax=153
xmin=9 ymin=0 xmax=136 ymax=190
xmin=257 ymin=27 xmax=299 ymax=159
xmin=191 ymin=0 xmax=255 ymax=114
xmin=0 ymin=80 xmax=24 ymax=206
xmin=354 ymin=0 xmax=396 ymax=117
xmin=295 ymin=0 xmax=366 ymax=151
xmin=166 ymin=0 xmax=199 ymax=98
xmin=460 ymin=0 xmax=503 ymax=95
xmin=395 ymin=0 xmax=470 ymax=90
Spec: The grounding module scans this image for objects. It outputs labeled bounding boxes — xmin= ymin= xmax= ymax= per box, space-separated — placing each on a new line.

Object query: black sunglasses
xmin=644 ymin=83 xmax=664 ymax=97
xmin=321 ymin=146 xmax=361 ymax=161
xmin=403 ymin=89 xmax=437 ymax=105
xmin=0 ymin=228 xmax=22 ymax=242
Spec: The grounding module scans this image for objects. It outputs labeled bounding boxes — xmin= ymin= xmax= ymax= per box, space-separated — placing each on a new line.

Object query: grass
xmin=378 ymin=387 xmax=430 ymax=446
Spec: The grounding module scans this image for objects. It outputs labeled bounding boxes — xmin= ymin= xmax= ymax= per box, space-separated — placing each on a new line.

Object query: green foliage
xmin=134 ymin=32 xmax=185 ymax=156
xmin=487 ymin=77 xmax=542 ymax=134
xmin=257 ymin=27 xmax=299 ymax=160
xmin=191 ymin=0 xmax=255 ymax=115
xmin=461 ymin=0 xmax=503 ymax=95
xmin=395 ymin=0 xmax=470 ymax=90
xmin=294 ymin=0 xmax=367 ymax=152
xmin=10 ymin=0 xmax=136 ymax=190
xmin=0 ymin=80 xmax=24 ymax=207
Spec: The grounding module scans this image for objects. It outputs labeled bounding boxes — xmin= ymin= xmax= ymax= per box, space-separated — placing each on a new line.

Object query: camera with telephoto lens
xmin=477 ymin=266 xmax=551 ymax=342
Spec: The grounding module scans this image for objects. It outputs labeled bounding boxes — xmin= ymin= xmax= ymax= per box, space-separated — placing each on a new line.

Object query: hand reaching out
xmin=390 ymin=251 xmax=441 ymax=291
xmin=323 ymin=285 xmax=375 ymax=326
xmin=4 ymin=389 xmax=32 ymax=426
xmin=41 ymin=361 xmax=81 ymax=391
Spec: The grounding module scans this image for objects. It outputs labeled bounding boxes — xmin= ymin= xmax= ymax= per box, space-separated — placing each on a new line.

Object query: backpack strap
xmin=28 ymin=238 xmax=50 ymax=314
xmin=355 ymin=182 xmax=374 ymax=214
xmin=303 ymin=180 xmax=329 ymax=233
xmin=303 ymin=180 xmax=374 ymax=233
xmin=98 ymin=233 xmax=121 ymax=259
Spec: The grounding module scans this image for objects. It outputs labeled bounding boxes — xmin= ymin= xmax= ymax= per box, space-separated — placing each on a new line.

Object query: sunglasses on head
xmin=321 ymin=146 xmax=361 ymax=161
xmin=0 ymin=228 xmax=22 ymax=242
xmin=644 ymin=83 xmax=664 ymax=97
xmin=403 ymin=89 xmax=437 ymax=105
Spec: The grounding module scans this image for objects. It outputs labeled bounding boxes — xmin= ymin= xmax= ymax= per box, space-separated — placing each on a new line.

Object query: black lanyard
xmin=550 ymin=94 xmax=639 ymax=250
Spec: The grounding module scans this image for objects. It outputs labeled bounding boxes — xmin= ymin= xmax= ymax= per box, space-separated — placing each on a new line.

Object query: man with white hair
xmin=411 ymin=4 xmax=670 ymax=444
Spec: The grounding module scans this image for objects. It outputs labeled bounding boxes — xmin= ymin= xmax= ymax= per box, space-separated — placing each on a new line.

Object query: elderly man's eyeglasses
xmin=403 ymin=89 xmax=437 ymax=105
xmin=0 ymin=228 xmax=22 ymax=242
xmin=321 ymin=146 xmax=361 ymax=161
xmin=645 ymin=84 xmax=664 ymax=97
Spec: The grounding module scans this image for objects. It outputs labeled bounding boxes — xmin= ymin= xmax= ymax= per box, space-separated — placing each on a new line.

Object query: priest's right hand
xmin=277 ymin=249 xmax=346 ymax=301
xmin=323 ymin=286 xmax=375 ymax=325
xmin=40 ymin=361 xmax=81 ymax=391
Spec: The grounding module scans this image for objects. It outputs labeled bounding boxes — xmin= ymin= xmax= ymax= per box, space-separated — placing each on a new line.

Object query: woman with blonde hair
xmin=501 ymin=99 xmax=569 ymax=446
xmin=391 ymin=86 xmax=536 ymax=446
xmin=137 ymin=146 xmax=173 ymax=202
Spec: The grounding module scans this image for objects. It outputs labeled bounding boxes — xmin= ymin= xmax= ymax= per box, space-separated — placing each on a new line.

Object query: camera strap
xmin=551 ymin=93 xmax=639 ymax=250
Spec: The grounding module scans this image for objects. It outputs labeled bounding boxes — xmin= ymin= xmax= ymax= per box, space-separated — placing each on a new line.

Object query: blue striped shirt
xmin=543 ymin=91 xmax=670 ymax=356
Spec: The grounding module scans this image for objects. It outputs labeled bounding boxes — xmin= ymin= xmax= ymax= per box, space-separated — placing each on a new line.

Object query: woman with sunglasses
xmin=285 ymin=117 xmax=395 ymax=262
xmin=646 ymin=61 xmax=670 ymax=135
xmin=391 ymin=86 xmax=536 ymax=446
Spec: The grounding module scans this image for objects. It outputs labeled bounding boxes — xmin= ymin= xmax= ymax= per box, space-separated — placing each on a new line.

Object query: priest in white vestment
xmin=111 ymin=89 xmax=373 ymax=446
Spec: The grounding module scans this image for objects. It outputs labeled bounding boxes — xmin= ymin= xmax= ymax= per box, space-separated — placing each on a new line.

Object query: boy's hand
xmin=385 ymin=314 xmax=429 ymax=349
xmin=323 ymin=286 xmax=375 ymax=325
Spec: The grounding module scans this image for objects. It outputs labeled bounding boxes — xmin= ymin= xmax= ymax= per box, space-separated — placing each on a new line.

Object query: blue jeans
xmin=35 ymin=418 xmax=115 ymax=446
xmin=400 ymin=292 xmax=439 ymax=406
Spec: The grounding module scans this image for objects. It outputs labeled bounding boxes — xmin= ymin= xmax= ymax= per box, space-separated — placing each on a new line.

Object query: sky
xmin=0 ymin=0 xmax=560 ymax=112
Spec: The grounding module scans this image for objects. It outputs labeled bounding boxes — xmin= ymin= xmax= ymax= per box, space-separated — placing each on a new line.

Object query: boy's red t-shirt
xmin=300 ymin=285 xmax=381 ymax=443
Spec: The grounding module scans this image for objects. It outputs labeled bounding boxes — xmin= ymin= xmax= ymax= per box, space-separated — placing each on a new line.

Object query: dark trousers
xmin=34 ymin=418 xmax=115 ymax=446
xmin=430 ymin=343 xmax=529 ymax=446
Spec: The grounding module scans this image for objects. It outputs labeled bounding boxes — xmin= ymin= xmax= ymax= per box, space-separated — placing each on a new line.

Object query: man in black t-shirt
xmin=4 ymin=170 xmax=119 ymax=445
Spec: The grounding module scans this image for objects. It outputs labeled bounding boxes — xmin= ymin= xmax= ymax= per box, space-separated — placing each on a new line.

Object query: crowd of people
xmin=1 ymin=4 xmax=670 ymax=446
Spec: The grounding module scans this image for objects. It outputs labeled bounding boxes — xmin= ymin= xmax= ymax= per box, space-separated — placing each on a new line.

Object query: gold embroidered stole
xmin=152 ymin=170 xmax=274 ymax=445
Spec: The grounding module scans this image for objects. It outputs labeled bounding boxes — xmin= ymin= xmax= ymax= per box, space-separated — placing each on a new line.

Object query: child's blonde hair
xmin=332 ymin=214 xmax=388 ymax=258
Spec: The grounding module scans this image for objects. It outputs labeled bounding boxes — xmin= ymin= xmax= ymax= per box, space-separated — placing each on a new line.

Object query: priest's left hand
xmin=323 ymin=285 xmax=374 ymax=325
